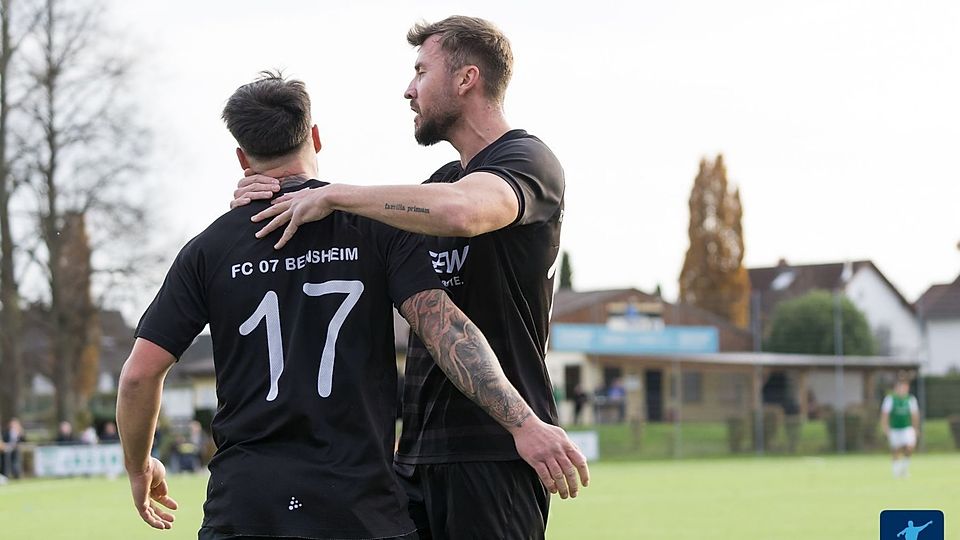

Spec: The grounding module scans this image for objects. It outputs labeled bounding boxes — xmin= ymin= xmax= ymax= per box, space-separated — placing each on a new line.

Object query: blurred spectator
xmin=608 ymin=378 xmax=626 ymax=423
xmin=55 ymin=421 xmax=77 ymax=445
xmin=80 ymin=425 xmax=99 ymax=445
xmin=177 ymin=421 xmax=205 ymax=473
xmin=572 ymin=385 xmax=590 ymax=425
xmin=100 ymin=421 xmax=120 ymax=442
xmin=1 ymin=418 xmax=26 ymax=479
xmin=150 ymin=427 xmax=164 ymax=460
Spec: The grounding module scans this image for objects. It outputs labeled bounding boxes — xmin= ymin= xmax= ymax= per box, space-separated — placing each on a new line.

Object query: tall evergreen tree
xmin=559 ymin=250 xmax=573 ymax=290
xmin=678 ymin=154 xmax=750 ymax=327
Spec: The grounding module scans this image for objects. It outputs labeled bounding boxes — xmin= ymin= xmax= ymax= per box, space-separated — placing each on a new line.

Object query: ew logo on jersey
xmin=429 ymin=246 xmax=469 ymax=274
xmin=429 ymin=246 xmax=469 ymax=287
xmin=880 ymin=510 xmax=943 ymax=540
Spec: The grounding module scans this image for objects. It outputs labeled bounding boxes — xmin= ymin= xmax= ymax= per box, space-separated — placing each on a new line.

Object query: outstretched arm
xmin=920 ymin=521 xmax=932 ymax=530
xmin=241 ymin=172 xmax=518 ymax=249
xmin=117 ymin=338 xmax=180 ymax=529
xmin=399 ymin=289 xmax=589 ymax=499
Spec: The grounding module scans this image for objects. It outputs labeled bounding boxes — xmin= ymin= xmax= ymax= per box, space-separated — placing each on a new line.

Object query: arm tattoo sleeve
xmin=400 ymin=289 xmax=533 ymax=429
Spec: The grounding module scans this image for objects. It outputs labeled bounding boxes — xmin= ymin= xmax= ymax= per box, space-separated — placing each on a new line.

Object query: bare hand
xmin=230 ymin=170 xmax=280 ymax=209
xmin=251 ymin=186 xmax=334 ymax=249
xmin=127 ymin=457 xmax=178 ymax=530
xmin=512 ymin=418 xmax=590 ymax=499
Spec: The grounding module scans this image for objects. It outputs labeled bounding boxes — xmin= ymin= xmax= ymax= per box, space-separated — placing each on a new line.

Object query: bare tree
xmin=0 ymin=0 xmax=41 ymax=425
xmin=19 ymin=0 xmax=150 ymax=424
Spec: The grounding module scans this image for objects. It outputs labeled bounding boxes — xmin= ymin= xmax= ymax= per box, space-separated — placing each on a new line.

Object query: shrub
xmin=824 ymin=408 xmax=865 ymax=451
xmin=923 ymin=376 xmax=960 ymax=419
xmin=784 ymin=415 xmax=802 ymax=453
xmin=948 ymin=415 xmax=960 ymax=450
xmin=747 ymin=405 xmax=785 ymax=451
xmin=726 ymin=417 xmax=748 ymax=453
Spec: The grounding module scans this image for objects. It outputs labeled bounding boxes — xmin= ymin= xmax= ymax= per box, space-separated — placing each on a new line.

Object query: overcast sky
xmin=108 ymin=0 xmax=960 ymax=312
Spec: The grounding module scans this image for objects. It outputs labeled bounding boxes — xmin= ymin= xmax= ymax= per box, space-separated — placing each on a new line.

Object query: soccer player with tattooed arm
xmin=232 ymin=16 xmax=588 ymax=539
xmin=116 ymin=72 xmax=583 ymax=540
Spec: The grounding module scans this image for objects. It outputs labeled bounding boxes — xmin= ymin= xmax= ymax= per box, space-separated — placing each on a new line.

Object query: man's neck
xmin=448 ymin=104 xmax=511 ymax=167
xmin=252 ymin=159 xmax=318 ymax=189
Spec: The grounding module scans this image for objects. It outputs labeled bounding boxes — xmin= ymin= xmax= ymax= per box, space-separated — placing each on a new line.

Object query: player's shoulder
xmin=481 ymin=130 xmax=564 ymax=179
xmin=489 ymin=129 xmax=557 ymax=158
xmin=424 ymin=161 xmax=462 ymax=184
xmin=189 ymin=205 xmax=260 ymax=249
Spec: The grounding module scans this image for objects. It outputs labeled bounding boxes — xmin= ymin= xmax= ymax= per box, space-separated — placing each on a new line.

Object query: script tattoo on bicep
xmin=400 ymin=289 xmax=531 ymax=428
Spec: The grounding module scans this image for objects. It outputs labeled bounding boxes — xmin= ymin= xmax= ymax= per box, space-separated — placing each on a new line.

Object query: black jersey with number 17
xmin=396 ymin=129 xmax=563 ymax=464
xmin=136 ymin=180 xmax=440 ymax=539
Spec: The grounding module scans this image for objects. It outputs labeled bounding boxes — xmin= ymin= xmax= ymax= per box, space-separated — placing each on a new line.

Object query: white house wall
xmin=846 ymin=267 xmax=922 ymax=357
xmin=807 ymin=369 xmax=864 ymax=410
xmin=160 ymin=387 xmax=194 ymax=421
xmin=925 ymin=319 xmax=960 ymax=375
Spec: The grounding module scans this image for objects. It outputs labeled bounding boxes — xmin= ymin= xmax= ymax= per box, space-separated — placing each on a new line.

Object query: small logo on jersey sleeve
xmin=288 ymin=496 xmax=303 ymax=511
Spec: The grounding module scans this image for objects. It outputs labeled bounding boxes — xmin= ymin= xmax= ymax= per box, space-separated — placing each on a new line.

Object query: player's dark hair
xmin=407 ymin=16 xmax=513 ymax=105
xmin=222 ymin=70 xmax=311 ymax=160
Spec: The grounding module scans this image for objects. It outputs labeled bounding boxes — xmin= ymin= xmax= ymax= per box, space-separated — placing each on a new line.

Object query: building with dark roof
xmin=20 ymin=306 xmax=134 ymax=398
xmin=546 ymin=287 xmax=918 ymax=426
xmin=748 ymin=259 xmax=922 ymax=357
xmin=916 ymin=274 xmax=960 ymax=374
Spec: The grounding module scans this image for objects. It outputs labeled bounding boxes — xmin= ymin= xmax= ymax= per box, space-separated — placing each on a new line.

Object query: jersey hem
xmin=394 ymin=451 xmax=521 ymax=465
xmin=200 ymin=524 xmax=418 ymax=540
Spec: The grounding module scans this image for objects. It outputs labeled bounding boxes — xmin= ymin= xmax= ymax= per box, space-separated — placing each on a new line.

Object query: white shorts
xmin=888 ymin=427 xmax=916 ymax=449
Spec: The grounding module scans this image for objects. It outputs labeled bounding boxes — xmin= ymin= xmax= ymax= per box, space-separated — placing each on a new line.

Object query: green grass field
xmin=1 ymin=454 xmax=957 ymax=539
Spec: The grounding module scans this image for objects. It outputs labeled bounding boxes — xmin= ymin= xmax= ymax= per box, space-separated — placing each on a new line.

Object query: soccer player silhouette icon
xmin=897 ymin=520 xmax=933 ymax=540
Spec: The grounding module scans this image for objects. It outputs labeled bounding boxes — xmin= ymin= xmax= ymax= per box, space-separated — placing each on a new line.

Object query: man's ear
xmin=312 ymin=125 xmax=322 ymax=153
xmin=236 ymin=147 xmax=251 ymax=170
xmin=456 ymin=65 xmax=481 ymax=96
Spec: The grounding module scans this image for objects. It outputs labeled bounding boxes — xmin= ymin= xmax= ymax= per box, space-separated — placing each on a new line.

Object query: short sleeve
xmin=473 ymin=138 xmax=564 ymax=227
xmin=880 ymin=396 xmax=893 ymax=413
xmin=375 ymin=225 xmax=442 ymax=307
xmin=909 ymin=396 xmax=919 ymax=414
xmin=136 ymin=239 xmax=209 ymax=359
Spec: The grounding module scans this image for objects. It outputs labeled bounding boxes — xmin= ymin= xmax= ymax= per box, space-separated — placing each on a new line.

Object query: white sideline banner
xmin=567 ymin=431 xmax=599 ymax=461
xmin=33 ymin=444 xmax=124 ymax=477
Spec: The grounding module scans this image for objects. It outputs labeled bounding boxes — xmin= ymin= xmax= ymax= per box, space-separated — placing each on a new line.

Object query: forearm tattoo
xmin=401 ymin=289 xmax=532 ymax=428
xmin=383 ymin=202 xmax=430 ymax=214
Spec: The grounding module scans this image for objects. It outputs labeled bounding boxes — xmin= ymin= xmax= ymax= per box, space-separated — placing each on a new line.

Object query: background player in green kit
xmin=880 ymin=377 xmax=921 ymax=478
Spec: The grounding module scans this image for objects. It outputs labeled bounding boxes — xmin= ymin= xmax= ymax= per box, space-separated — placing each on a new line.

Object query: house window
xmin=771 ymin=271 xmax=795 ymax=291
xmin=875 ymin=325 xmax=891 ymax=356
xmin=682 ymin=372 xmax=703 ymax=404
xmin=717 ymin=372 xmax=746 ymax=405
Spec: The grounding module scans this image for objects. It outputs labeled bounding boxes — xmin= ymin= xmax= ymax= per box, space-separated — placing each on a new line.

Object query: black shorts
xmin=197 ymin=526 xmax=419 ymax=540
xmin=395 ymin=460 xmax=549 ymax=540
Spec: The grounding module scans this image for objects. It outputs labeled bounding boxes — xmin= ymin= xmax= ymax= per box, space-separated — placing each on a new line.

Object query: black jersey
xmin=396 ymin=129 xmax=564 ymax=464
xmin=136 ymin=180 xmax=439 ymax=539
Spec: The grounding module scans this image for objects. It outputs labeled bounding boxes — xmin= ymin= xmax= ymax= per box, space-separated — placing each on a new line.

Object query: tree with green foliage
xmin=679 ymin=154 xmax=750 ymax=328
xmin=765 ymin=290 xmax=876 ymax=355
xmin=559 ymin=250 xmax=573 ymax=290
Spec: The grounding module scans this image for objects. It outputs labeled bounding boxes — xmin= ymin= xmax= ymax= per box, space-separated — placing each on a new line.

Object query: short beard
xmin=414 ymin=108 xmax=459 ymax=146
